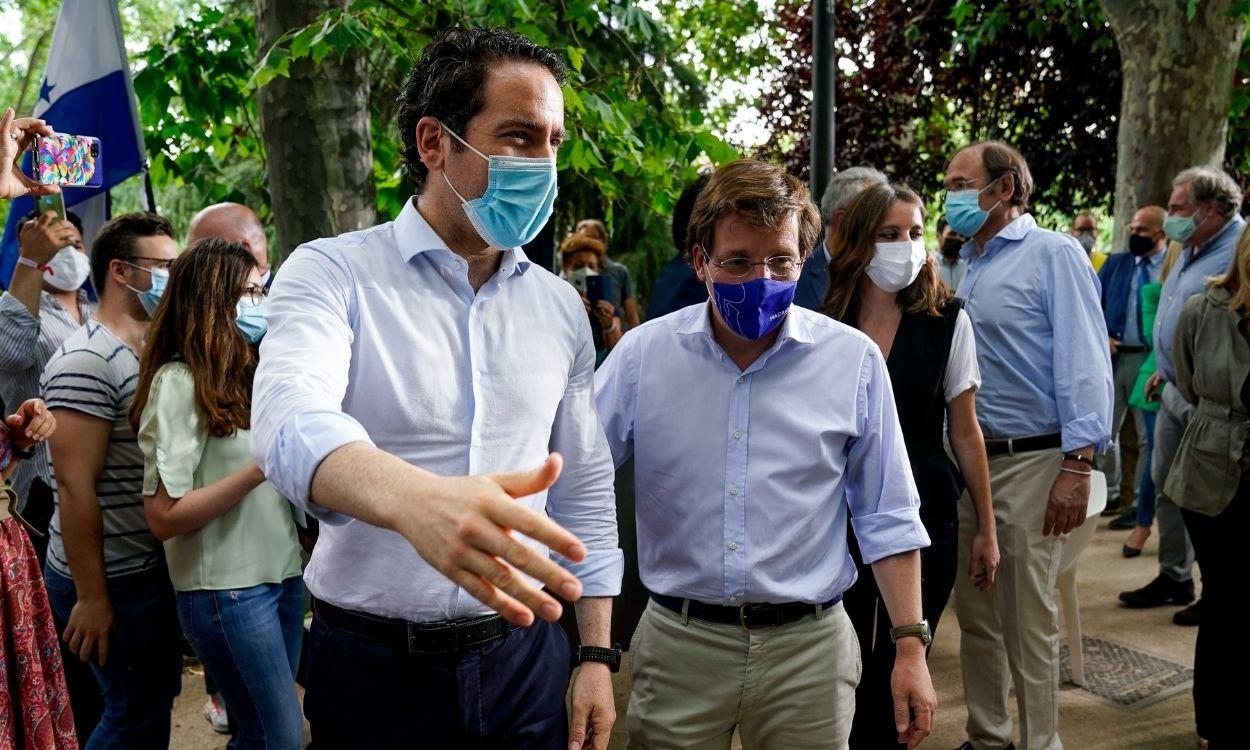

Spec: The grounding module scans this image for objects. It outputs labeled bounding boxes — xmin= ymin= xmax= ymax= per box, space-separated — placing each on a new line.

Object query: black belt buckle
xmin=406 ymin=621 xmax=458 ymax=654
xmin=738 ymin=603 xmax=784 ymax=631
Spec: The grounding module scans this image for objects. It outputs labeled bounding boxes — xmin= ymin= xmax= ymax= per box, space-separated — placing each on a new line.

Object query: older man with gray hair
xmin=1118 ymin=166 xmax=1245 ymax=627
xmin=794 ymin=165 xmax=888 ymax=310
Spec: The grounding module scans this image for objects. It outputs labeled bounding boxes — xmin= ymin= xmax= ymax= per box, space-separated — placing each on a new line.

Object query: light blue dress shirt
xmin=251 ymin=198 xmax=622 ymax=622
xmin=1121 ymin=251 xmax=1164 ymax=347
xmin=955 ymin=214 xmax=1113 ymax=453
xmin=1154 ymin=214 xmax=1244 ymax=384
xmin=593 ymin=303 xmax=929 ymax=606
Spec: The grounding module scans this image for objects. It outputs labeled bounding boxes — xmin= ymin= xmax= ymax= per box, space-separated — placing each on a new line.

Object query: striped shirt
xmin=0 ymin=289 xmax=93 ymax=505
xmin=41 ymin=320 xmax=156 ymax=579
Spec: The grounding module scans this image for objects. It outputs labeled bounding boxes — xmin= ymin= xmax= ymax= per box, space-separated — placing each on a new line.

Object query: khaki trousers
xmin=954 ymin=449 xmax=1065 ymax=750
xmin=627 ymin=599 xmax=860 ymax=750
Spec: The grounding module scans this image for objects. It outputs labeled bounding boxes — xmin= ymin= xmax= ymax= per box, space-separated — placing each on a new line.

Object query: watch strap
xmin=577 ymin=644 xmax=621 ymax=673
xmin=889 ymin=620 xmax=932 ymax=646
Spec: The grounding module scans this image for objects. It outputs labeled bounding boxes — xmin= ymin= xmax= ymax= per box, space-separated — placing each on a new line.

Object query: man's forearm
xmin=309 ymin=442 xmax=441 ymax=530
xmin=7 ymin=264 xmax=44 ymax=318
xmin=574 ymin=596 xmax=612 ymax=648
xmin=871 ymin=549 xmax=924 ymax=627
xmin=59 ymin=486 xmax=109 ymax=600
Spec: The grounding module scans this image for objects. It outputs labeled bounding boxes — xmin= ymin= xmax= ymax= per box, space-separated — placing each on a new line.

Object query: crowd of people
xmin=0 ymin=24 xmax=1243 ymax=750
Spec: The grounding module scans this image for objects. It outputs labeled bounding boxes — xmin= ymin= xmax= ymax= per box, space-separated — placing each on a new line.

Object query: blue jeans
xmin=177 ymin=577 xmax=306 ymax=750
xmin=43 ymin=563 xmax=182 ymax=750
xmin=1136 ymin=409 xmax=1158 ymax=527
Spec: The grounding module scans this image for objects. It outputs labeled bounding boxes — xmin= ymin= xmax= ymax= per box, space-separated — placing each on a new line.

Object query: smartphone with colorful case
xmin=33 ymin=133 xmax=102 ymax=188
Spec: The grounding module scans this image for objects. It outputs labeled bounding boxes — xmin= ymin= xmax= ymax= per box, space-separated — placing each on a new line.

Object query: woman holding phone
xmin=131 ymin=239 xmax=303 ymax=750
xmin=823 ymin=183 xmax=998 ymax=749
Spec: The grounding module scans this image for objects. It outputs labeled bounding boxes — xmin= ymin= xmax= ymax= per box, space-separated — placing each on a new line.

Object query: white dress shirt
xmin=251 ymin=198 xmax=622 ymax=622
xmin=594 ymin=303 xmax=929 ymax=606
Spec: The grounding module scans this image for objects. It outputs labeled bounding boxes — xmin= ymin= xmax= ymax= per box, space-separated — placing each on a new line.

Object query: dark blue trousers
xmin=304 ymin=612 xmax=572 ymax=749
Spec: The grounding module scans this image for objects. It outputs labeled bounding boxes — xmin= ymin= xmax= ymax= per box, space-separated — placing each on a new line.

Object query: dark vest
xmin=850 ymin=299 xmax=965 ymax=526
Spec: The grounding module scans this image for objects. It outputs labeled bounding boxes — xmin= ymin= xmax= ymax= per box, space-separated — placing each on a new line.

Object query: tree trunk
xmin=1102 ymin=0 xmax=1246 ymax=251
xmin=255 ymin=0 xmax=375 ymax=260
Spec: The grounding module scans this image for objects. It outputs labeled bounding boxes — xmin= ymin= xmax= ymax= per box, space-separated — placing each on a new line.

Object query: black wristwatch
xmin=9 ymin=443 xmax=35 ymax=461
xmin=576 ymin=644 xmax=622 ymax=673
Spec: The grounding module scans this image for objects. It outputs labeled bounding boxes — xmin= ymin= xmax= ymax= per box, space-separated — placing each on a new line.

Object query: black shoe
xmin=1122 ymin=544 xmax=1142 ymax=558
xmin=1173 ymin=599 xmax=1201 ymax=626
xmin=1118 ymin=575 xmax=1195 ymax=608
xmin=1107 ymin=507 xmax=1139 ymax=529
xmin=953 ymin=743 xmax=1016 ymax=750
xmin=1100 ymin=501 xmax=1127 ymax=517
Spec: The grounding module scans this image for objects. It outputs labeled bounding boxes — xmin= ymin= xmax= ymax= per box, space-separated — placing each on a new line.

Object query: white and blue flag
xmin=0 ymin=0 xmax=148 ymax=290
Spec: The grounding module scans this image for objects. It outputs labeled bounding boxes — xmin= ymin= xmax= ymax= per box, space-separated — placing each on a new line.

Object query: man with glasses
xmin=595 ymin=158 xmax=936 ymax=749
xmin=944 ymin=142 xmax=1111 ymax=750
xmin=40 ymin=213 xmax=183 ymax=748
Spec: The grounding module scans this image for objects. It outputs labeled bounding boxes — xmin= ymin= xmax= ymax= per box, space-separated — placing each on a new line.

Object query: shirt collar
xmin=960 ymin=213 xmax=1037 ymax=261
xmin=393 ymin=196 xmax=533 ymax=278
xmin=1191 ymin=213 xmax=1245 ymax=259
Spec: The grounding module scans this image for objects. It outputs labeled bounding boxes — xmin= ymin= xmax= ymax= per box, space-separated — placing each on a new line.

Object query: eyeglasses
xmin=944 ymin=178 xmax=984 ymax=192
xmin=124 ymin=255 xmax=175 ymax=271
xmin=241 ymin=285 xmax=267 ymax=304
xmin=701 ymin=248 xmax=804 ymax=280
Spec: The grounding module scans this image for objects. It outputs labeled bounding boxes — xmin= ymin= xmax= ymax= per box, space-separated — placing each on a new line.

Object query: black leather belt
xmin=650 ymin=592 xmax=841 ymax=630
xmin=1116 ymin=345 xmax=1148 ymax=354
xmin=312 ymin=598 xmax=515 ymax=655
xmin=984 ymin=433 xmax=1062 ymax=457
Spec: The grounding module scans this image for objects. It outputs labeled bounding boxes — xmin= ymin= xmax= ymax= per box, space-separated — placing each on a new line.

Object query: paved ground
xmin=170 ymin=517 xmax=1202 ymax=749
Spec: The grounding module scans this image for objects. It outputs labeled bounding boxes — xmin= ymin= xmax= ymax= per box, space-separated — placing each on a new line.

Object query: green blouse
xmin=138 ymin=362 xmax=301 ymax=592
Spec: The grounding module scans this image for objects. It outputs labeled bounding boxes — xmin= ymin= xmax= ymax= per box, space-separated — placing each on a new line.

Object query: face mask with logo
xmin=124 ymin=264 xmax=168 ymax=316
xmin=235 ymin=298 xmax=268 ymax=343
xmin=1164 ymin=209 xmax=1207 ymax=244
xmin=867 ymin=239 xmax=928 ymax=293
xmin=709 ymin=277 xmax=797 ymax=340
xmin=440 ymin=123 xmax=557 ymax=250
xmin=43 ymin=246 xmax=91 ymax=292
xmin=943 ymin=176 xmax=1002 ymax=237
xmin=564 ymin=266 xmax=597 ymax=296
xmin=1128 ymin=234 xmax=1158 ymax=257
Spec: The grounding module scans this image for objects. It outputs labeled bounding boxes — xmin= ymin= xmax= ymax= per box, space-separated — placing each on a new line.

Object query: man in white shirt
xmin=251 ymin=28 xmax=621 ymax=749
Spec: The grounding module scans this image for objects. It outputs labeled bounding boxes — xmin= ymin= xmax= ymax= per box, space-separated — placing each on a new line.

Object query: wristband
xmin=16 ymin=256 xmax=52 ymax=275
xmin=1059 ymin=466 xmax=1092 ymax=477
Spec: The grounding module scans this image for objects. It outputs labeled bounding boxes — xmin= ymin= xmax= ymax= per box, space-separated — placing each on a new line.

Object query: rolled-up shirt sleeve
xmin=251 ymin=244 xmax=373 ymax=525
xmin=845 ymin=345 xmax=930 ymax=565
xmin=1048 ymin=241 xmax=1114 ymax=452
xmin=546 ymin=303 xmax=623 ymax=597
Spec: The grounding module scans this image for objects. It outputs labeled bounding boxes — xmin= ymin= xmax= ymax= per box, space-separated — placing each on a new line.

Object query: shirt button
xmin=729 ymin=541 xmax=738 ymax=550
xmin=733 ymin=430 xmax=742 ymax=440
xmin=736 ymin=376 xmax=745 ymax=384
xmin=729 ymin=486 xmax=740 ymax=496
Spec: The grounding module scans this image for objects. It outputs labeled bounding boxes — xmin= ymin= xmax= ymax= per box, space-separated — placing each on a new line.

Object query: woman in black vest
xmin=824 ymin=183 xmax=998 ymax=749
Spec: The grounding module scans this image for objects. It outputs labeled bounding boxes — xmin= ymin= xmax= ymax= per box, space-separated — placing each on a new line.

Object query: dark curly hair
xmin=396 ymin=27 xmax=566 ymax=189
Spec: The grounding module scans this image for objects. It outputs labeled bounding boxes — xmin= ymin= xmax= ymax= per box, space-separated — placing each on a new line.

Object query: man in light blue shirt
xmin=946 ymin=141 xmax=1112 ymax=750
xmin=1118 ymin=166 xmax=1245 ymax=623
xmin=250 ymin=28 xmax=621 ymax=748
xmin=596 ymin=159 xmax=935 ymax=750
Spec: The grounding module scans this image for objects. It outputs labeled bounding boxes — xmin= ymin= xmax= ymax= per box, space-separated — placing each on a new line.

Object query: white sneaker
xmin=203 ymin=696 xmax=229 ymax=734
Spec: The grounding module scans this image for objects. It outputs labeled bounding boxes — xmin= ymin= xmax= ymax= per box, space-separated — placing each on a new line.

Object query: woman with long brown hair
xmin=130 ymin=239 xmax=303 ymax=750
xmin=823 ymin=183 xmax=997 ymax=749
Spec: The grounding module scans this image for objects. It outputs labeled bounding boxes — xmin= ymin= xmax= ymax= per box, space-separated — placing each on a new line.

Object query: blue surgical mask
xmin=124 ymin=264 xmax=169 ymax=316
xmin=943 ymin=177 xmax=1002 ymax=237
xmin=710 ymin=277 xmax=797 ymax=340
xmin=235 ymin=298 xmax=268 ymax=343
xmin=440 ymin=123 xmax=557 ymax=250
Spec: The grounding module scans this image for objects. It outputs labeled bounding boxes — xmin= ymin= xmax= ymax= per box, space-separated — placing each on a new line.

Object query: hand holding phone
xmin=37 ymin=191 xmax=66 ymax=222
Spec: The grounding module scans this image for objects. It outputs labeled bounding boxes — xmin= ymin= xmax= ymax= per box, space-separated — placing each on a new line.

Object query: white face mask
xmin=43 ymin=246 xmax=91 ymax=292
xmin=564 ymin=266 xmax=598 ymax=295
xmin=866 ymin=239 xmax=927 ymax=293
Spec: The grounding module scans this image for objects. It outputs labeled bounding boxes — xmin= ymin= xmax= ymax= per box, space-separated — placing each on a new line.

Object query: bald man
xmin=1095 ymin=205 xmax=1167 ymax=523
xmin=186 ymin=202 xmax=272 ymax=287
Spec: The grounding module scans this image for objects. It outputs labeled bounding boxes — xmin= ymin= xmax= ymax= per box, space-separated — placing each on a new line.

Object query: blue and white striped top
xmin=41 ymin=319 xmax=156 ymax=579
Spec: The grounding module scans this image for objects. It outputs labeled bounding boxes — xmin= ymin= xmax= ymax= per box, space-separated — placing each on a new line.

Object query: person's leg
xmin=49 ymin=567 xmax=182 ymax=750
xmin=1152 ymin=387 xmax=1195 ymax=583
xmin=1135 ymin=410 xmax=1157 ymax=528
xmin=25 ymin=478 xmax=55 ymax=569
xmin=473 ymin=619 xmax=571 ymax=749
xmin=954 ymin=486 xmax=1013 ymax=750
xmin=276 ymin=577 xmax=306 ymax=679
xmin=41 ymin=561 xmax=103 ymax=744
xmin=626 ymin=600 xmax=743 ymax=750
xmin=303 ymin=611 xmax=460 ymax=748
xmin=177 ymin=583 xmax=305 ymax=750
xmin=1182 ymin=495 xmax=1240 ymax=748
xmin=843 ymin=556 xmax=893 ymax=750
xmin=994 ymin=451 xmax=1064 ymax=750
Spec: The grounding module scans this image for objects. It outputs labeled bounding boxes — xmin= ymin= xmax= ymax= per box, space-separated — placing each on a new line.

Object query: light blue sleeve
xmin=1048 ymin=241 xmax=1114 ymax=452
xmin=546 ymin=293 xmax=623 ymax=598
xmin=845 ymin=345 xmax=930 ymax=565
xmin=251 ymin=243 xmax=374 ymax=525
xmin=592 ymin=330 xmax=638 ymax=469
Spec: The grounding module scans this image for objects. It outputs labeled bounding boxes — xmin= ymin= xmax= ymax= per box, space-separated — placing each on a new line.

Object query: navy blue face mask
xmin=709 ymin=277 xmax=798 ymax=340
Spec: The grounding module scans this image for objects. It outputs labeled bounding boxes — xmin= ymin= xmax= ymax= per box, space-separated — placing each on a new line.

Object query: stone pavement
xmin=170 ymin=517 xmax=1201 ymax=749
